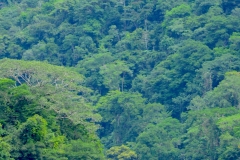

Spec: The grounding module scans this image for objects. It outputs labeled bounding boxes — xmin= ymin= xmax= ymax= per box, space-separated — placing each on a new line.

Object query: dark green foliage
xmin=97 ymin=91 xmax=170 ymax=150
xmin=97 ymin=91 xmax=145 ymax=147
xmin=134 ymin=118 xmax=182 ymax=160
xmin=189 ymin=71 xmax=240 ymax=110
xmin=182 ymin=108 xmax=227 ymax=159
xmin=0 ymin=76 xmax=104 ymax=159
xmin=1 ymin=0 xmax=240 ymax=159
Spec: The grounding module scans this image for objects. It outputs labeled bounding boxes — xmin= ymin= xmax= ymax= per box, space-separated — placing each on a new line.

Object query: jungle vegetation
xmin=0 ymin=0 xmax=240 ymax=159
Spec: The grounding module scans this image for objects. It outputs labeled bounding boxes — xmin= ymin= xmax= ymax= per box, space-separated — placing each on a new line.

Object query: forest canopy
xmin=0 ymin=0 xmax=240 ymax=159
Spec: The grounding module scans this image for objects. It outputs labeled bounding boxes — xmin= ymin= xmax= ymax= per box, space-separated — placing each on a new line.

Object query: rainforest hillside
xmin=0 ymin=0 xmax=240 ymax=159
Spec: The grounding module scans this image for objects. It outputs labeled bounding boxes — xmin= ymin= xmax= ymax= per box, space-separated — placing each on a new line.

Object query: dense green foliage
xmin=1 ymin=0 xmax=240 ymax=159
xmin=0 ymin=60 xmax=105 ymax=159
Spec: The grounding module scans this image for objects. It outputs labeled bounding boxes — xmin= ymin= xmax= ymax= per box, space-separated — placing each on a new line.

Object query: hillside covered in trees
xmin=1 ymin=0 xmax=240 ymax=159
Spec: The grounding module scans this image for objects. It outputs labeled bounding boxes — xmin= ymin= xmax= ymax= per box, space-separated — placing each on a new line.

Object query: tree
xmin=76 ymin=51 xmax=114 ymax=94
xmin=217 ymin=113 xmax=240 ymax=159
xmin=106 ymin=145 xmax=137 ymax=160
xmin=0 ymin=77 xmax=105 ymax=160
xmin=229 ymin=32 xmax=240 ymax=51
xmin=181 ymin=107 xmax=239 ymax=160
xmin=65 ymin=138 xmax=105 ymax=160
xmin=0 ymin=59 xmax=101 ymax=132
xmin=193 ymin=53 xmax=240 ymax=95
xmin=10 ymin=115 xmax=48 ymax=159
xmin=0 ymin=137 xmax=13 ymax=160
xmin=189 ymin=71 xmax=240 ymax=110
xmin=133 ymin=40 xmax=213 ymax=117
xmin=100 ymin=60 xmax=132 ymax=91
xmin=134 ymin=118 xmax=182 ymax=160
xmin=97 ymin=91 xmax=145 ymax=147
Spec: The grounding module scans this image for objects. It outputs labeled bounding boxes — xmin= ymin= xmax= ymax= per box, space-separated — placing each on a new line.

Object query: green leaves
xmin=100 ymin=60 xmax=132 ymax=91
xmin=165 ymin=4 xmax=191 ymax=19
xmin=134 ymin=40 xmax=213 ymax=116
xmin=19 ymin=115 xmax=48 ymax=143
xmin=182 ymin=107 xmax=239 ymax=160
xmin=134 ymin=118 xmax=182 ymax=160
xmin=0 ymin=137 xmax=13 ymax=160
xmin=0 ymin=59 xmax=101 ymax=132
xmin=97 ymin=90 xmax=171 ymax=154
xmin=106 ymin=145 xmax=137 ymax=160
xmin=189 ymin=71 xmax=240 ymax=110
xmin=1 ymin=0 xmax=240 ymax=159
xmin=97 ymin=91 xmax=144 ymax=147
xmin=229 ymin=32 xmax=240 ymax=51
xmin=0 ymin=76 xmax=104 ymax=159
